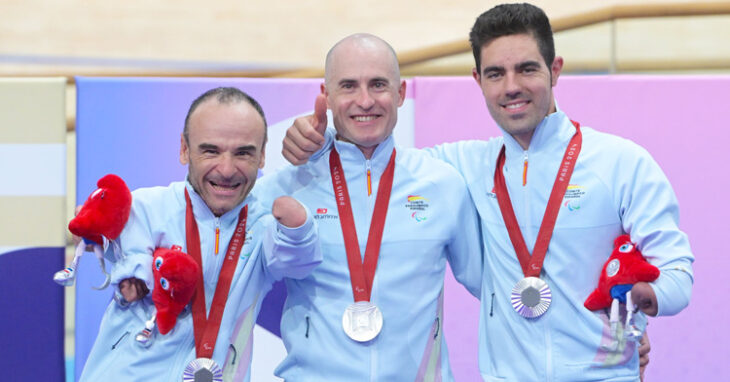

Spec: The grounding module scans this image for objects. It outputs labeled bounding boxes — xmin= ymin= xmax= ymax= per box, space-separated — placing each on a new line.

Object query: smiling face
xmin=179 ymin=99 xmax=266 ymax=216
xmin=323 ymin=35 xmax=406 ymax=158
xmin=473 ymin=33 xmax=563 ymax=149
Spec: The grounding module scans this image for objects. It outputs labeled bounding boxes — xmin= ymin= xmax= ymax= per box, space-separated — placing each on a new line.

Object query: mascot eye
xmin=154 ymin=257 xmax=164 ymax=270
xmin=100 ymin=191 xmax=105 ymax=200
xmin=159 ymin=277 xmax=170 ymax=290
xmin=618 ymin=243 xmax=634 ymax=253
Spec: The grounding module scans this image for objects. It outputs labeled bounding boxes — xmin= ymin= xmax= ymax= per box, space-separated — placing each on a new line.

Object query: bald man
xmin=255 ymin=34 xmax=483 ymax=381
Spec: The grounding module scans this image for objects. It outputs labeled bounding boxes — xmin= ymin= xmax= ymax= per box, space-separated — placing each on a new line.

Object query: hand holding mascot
xmin=135 ymin=246 xmax=201 ymax=347
xmin=585 ymin=235 xmax=660 ymax=350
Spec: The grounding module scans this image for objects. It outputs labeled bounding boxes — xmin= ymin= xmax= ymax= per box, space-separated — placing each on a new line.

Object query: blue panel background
xmin=74 ymin=77 xmax=322 ymax=380
xmin=0 ymin=248 xmax=65 ymax=381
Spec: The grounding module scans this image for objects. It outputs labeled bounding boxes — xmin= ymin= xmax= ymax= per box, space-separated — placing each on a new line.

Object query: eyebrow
xmin=198 ymin=143 xmax=219 ymax=151
xmin=197 ymin=143 xmax=258 ymax=152
xmin=517 ymin=60 xmax=542 ymax=70
xmin=482 ymin=65 xmax=503 ymax=75
xmin=338 ymin=79 xmax=357 ymax=87
xmin=234 ymin=145 xmax=258 ymax=153
xmin=482 ymin=60 xmax=543 ymax=75
xmin=369 ymin=77 xmax=390 ymax=84
xmin=337 ymin=77 xmax=391 ymax=86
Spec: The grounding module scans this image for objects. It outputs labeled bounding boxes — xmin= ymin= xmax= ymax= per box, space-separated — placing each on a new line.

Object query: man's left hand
xmin=272 ymin=196 xmax=307 ymax=228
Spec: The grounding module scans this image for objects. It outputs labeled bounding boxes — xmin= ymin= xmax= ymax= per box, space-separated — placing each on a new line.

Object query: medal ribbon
xmin=494 ymin=121 xmax=582 ymax=277
xmin=329 ymin=148 xmax=396 ymax=302
xmin=185 ymin=188 xmax=247 ymax=359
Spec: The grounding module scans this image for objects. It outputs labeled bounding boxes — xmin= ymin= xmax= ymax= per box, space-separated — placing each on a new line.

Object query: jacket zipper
xmin=111 ymin=331 xmax=130 ymax=350
xmin=366 ymin=159 xmax=373 ymax=197
xmin=546 ymin=320 xmax=553 ymax=381
xmin=522 ymin=151 xmax=528 ymax=186
xmin=214 ymin=217 xmax=221 ymax=255
xmin=524 ymin=148 xmax=552 ymax=380
xmin=365 ymin=158 xmax=378 ymax=381
xmin=523 ymin=150 xmax=533 ymax=242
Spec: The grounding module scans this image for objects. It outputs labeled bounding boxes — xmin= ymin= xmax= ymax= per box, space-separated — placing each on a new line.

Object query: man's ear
xmin=550 ymin=56 xmax=564 ymax=87
xmin=179 ymin=134 xmax=189 ymax=165
xmin=258 ymin=143 xmax=266 ymax=169
xmin=472 ymin=67 xmax=481 ymax=85
xmin=397 ymin=80 xmax=406 ymax=107
xmin=320 ymin=83 xmax=330 ymax=109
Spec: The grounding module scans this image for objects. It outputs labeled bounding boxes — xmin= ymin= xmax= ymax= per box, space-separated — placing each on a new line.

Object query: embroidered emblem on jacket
xmin=406 ymin=195 xmax=430 ymax=222
xmin=563 ymin=184 xmax=585 ymax=211
xmin=314 ymin=207 xmax=339 ymax=220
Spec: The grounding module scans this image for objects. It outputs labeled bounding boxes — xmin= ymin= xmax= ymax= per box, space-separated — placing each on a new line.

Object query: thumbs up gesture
xmin=282 ymin=93 xmax=328 ymax=165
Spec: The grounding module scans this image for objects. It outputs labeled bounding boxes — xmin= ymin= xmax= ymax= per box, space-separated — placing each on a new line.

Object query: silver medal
xmin=342 ymin=301 xmax=383 ymax=342
xmin=511 ymin=277 xmax=552 ymax=318
xmin=182 ymin=358 xmax=223 ymax=382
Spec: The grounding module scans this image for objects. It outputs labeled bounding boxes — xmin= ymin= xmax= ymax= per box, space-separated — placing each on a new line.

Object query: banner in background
xmin=0 ymin=77 xmax=66 ymax=382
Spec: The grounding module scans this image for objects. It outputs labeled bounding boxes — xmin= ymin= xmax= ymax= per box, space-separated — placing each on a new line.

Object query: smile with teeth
xmin=352 ymin=115 xmax=378 ymax=122
xmin=210 ymin=181 xmax=241 ymax=192
xmin=504 ymin=101 xmax=529 ymax=110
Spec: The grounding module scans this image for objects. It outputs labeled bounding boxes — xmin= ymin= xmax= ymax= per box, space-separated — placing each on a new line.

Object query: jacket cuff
xmin=275 ymin=200 xmax=314 ymax=241
xmin=653 ymin=265 xmax=693 ymax=316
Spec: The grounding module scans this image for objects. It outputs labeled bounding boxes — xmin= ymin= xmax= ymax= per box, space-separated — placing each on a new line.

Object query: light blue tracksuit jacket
xmin=80 ymin=181 xmax=321 ymax=382
xmin=425 ymin=108 xmax=694 ymax=381
xmin=254 ymin=135 xmax=483 ymax=381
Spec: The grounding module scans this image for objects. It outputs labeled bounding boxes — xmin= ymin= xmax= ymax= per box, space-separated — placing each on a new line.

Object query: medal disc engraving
xmin=182 ymin=358 xmax=223 ymax=382
xmin=342 ymin=301 xmax=383 ymax=342
xmin=521 ymin=286 xmax=541 ymax=307
xmin=511 ymin=277 xmax=552 ymax=318
xmin=606 ymin=259 xmax=620 ymax=277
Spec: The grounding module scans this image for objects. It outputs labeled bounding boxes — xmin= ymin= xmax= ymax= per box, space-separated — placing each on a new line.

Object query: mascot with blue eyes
xmin=135 ymin=245 xmax=201 ymax=345
xmin=54 ymin=174 xmax=132 ymax=289
xmin=584 ymin=235 xmax=660 ymax=350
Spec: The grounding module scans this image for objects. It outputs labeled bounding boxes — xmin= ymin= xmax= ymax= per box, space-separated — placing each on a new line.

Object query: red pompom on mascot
xmin=135 ymin=246 xmax=201 ymax=347
xmin=54 ymin=174 xmax=132 ymax=289
xmin=585 ymin=234 xmax=660 ymax=350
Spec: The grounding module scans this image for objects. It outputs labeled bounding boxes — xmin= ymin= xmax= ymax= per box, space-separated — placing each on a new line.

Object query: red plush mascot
xmin=135 ymin=245 xmax=201 ymax=347
xmin=585 ymin=234 xmax=660 ymax=349
xmin=54 ymin=174 xmax=132 ymax=289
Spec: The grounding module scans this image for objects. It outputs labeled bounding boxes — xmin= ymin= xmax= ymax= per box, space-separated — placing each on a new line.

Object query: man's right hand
xmin=639 ymin=330 xmax=651 ymax=381
xmin=282 ymin=93 xmax=328 ymax=165
xmin=119 ymin=277 xmax=149 ymax=303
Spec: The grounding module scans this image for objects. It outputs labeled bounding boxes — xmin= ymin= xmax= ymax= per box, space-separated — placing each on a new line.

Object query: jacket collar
xmin=184 ymin=178 xmax=253 ymax=225
xmin=332 ymin=134 xmax=396 ymax=176
xmin=500 ymin=104 xmax=577 ymax=158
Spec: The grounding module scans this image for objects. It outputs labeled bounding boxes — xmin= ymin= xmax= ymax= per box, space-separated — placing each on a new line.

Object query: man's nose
xmin=356 ymin=88 xmax=375 ymax=109
xmin=216 ymin=154 xmax=237 ymax=177
xmin=503 ymin=72 xmax=522 ymax=98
